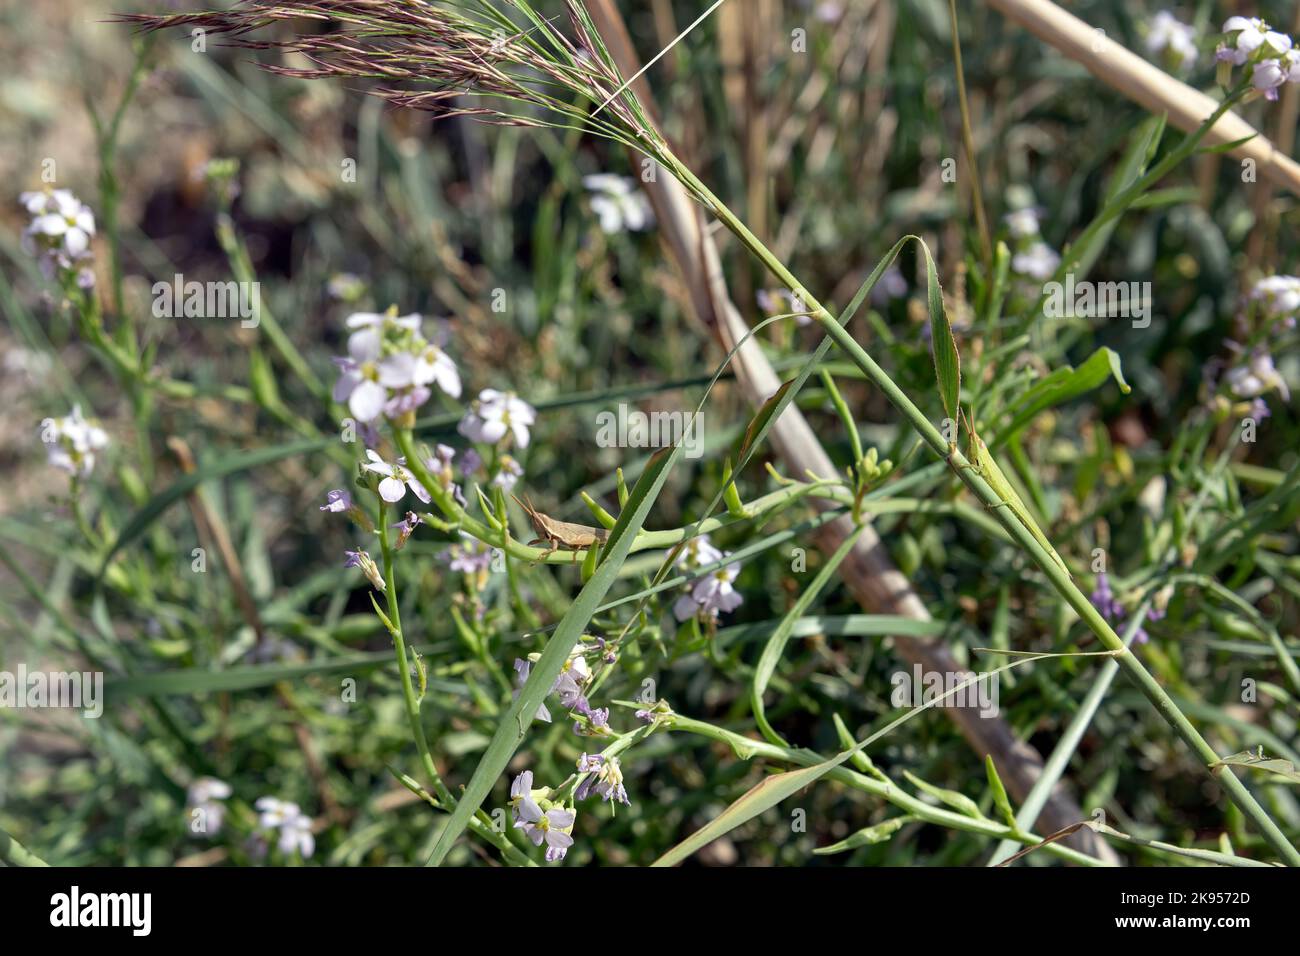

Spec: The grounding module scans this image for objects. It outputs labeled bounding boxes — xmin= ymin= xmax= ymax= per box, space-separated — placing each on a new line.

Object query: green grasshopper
xmin=511 ymin=493 xmax=609 ymax=562
xmin=955 ymin=409 xmax=1072 ymax=578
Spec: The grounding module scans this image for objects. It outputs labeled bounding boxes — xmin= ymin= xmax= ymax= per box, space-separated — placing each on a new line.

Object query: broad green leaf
xmin=920 ymin=240 xmax=962 ymax=424
xmin=995 ymin=347 xmax=1130 ymax=445
xmin=1068 ymin=115 xmax=1164 ymax=279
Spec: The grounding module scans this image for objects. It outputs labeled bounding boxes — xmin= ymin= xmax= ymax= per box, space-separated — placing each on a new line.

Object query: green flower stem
xmin=665 ymin=714 xmax=1103 ymax=866
xmin=377 ymin=501 xmax=445 ymax=794
xmin=654 ymin=141 xmax=1300 ymax=865
xmin=376 ymin=502 xmax=523 ymax=862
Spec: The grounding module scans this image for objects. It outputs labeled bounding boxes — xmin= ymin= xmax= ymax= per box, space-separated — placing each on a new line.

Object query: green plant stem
xmin=376 ymin=501 xmax=525 ymax=863
xmin=666 ymin=714 xmax=1102 ymax=866
xmin=656 ymin=141 xmax=1300 ymax=866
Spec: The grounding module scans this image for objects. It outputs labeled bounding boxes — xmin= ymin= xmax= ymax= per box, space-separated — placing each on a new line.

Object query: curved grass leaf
xmin=994 ymin=346 xmax=1131 ymax=445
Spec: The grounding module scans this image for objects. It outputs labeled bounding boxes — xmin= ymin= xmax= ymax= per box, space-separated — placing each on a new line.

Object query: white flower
xmin=674 ymin=562 xmax=744 ymax=621
xmin=491 ymin=454 xmax=524 ymax=491
xmin=255 ymin=797 xmax=315 ymax=859
xmin=345 ymin=310 xmax=421 ymax=361
xmin=1011 ymin=242 xmax=1060 ymax=281
xmin=583 ymin=174 xmax=654 ymax=233
xmin=1226 ymin=350 xmax=1290 ymax=401
xmin=40 ymin=405 xmax=108 ymax=478
xmin=458 ymin=389 xmax=536 ymax=449
xmin=186 ymin=777 xmax=233 ymax=836
xmin=18 ymin=188 xmax=96 ymax=284
xmin=332 ymin=309 xmax=460 ymax=422
xmin=332 ymin=329 xmax=388 ymax=423
xmin=676 ymin=533 xmax=724 ymax=571
xmin=1144 ymin=12 xmax=1198 ymax=71
xmin=1252 ymin=275 xmax=1300 ymax=321
xmin=1003 ymin=208 xmax=1041 ymax=238
xmin=362 ymin=450 xmax=432 ymax=504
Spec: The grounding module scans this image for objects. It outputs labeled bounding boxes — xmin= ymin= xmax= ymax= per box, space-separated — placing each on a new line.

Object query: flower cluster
xmin=512 ymin=648 xmax=611 ymax=735
xmin=255 ymin=797 xmax=315 ymax=859
xmin=1216 ymin=17 xmax=1299 ymax=100
xmin=672 ymin=534 xmax=744 ymax=622
xmin=186 ymin=777 xmax=232 ymax=836
xmin=508 ymin=771 xmax=576 ymax=862
xmin=583 ymin=174 xmax=654 ymax=234
xmin=1144 ymin=11 xmax=1198 ymax=73
xmin=19 ymin=188 xmax=96 ymax=287
xmin=332 ymin=309 xmax=461 ymax=424
xmin=1091 ymin=573 xmax=1164 ymax=644
xmin=1004 ymin=207 xmax=1060 ymax=281
xmin=1251 ymin=275 xmax=1300 ymax=328
xmin=575 ymin=753 xmax=630 ymax=806
xmin=39 ymin=406 xmax=109 ymax=479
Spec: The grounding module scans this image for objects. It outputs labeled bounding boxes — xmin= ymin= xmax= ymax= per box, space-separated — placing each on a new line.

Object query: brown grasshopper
xmin=511 ymin=494 xmax=609 ymax=562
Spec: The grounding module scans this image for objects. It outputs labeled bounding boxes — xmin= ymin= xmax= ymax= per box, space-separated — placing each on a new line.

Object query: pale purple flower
xmin=442 ymin=533 xmax=494 ymax=575
xmin=459 ymin=389 xmax=536 ymax=449
xmin=515 ymin=795 xmax=576 ymax=861
xmin=674 ymin=562 xmax=744 ymax=622
xmin=458 ymin=448 xmax=483 ymax=475
xmin=508 ymin=770 xmax=536 ymax=821
xmin=551 ymin=651 xmax=591 ymax=709
xmin=255 ymin=797 xmax=315 ymax=859
xmin=1090 ymin=572 xmax=1160 ymax=644
xmin=320 ymin=489 xmax=352 ymax=513
xmin=513 ymin=659 xmax=552 ymax=723
xmin=575 ymin=753 xmax=629 ymax=805
xmin=362 ymin=450 xmax=431 ymax=504
xmin=344 ymin=548 xmax=386 ymax=592
xmin=1252 ymin=58 xmax=1287 ymax=99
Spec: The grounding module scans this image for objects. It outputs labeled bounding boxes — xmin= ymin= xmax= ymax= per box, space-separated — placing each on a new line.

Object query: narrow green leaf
xmin=751 ymin=525 xmax=866 ymax=746
xmin=995 ymin=347 xmax=1130 ymax=444
xmin=97 ymin=436 xmax=333 ymax=576
xmin=985 ymin=755 xmax=1018 ymax=830
xmin=920 ymin=241 xmax=962 ymax=424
